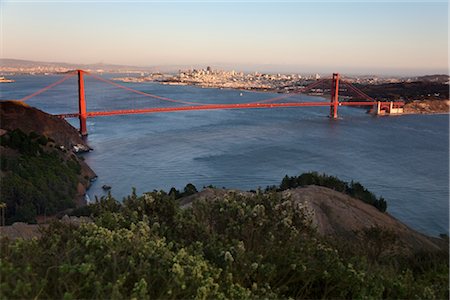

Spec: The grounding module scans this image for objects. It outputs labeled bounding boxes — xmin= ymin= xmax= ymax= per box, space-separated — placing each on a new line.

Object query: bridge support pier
xmin=374 ymin=101 xmax=404 ymax=116
xmin=78 ymin=70 xmax=88 ymax=136
xmin=330 ymin=73 xmax=339 ymax=119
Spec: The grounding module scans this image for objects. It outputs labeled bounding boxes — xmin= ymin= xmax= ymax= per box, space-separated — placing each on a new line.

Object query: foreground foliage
xmin=1 ymin=187 xmax=448 ymax=299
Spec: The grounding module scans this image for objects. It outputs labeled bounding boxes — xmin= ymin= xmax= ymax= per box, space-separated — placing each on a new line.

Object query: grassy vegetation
xmin=1 ymin=187 xmax=448 ymax=299
xmin=0 ymin=129 xmax=81 ymax=224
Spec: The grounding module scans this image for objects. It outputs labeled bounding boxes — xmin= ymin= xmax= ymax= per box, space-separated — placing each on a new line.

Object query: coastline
xmin=403 ymin=100 xmax=450 ymax=115
xmin=402 ymin=111 xmax=449 ymax=115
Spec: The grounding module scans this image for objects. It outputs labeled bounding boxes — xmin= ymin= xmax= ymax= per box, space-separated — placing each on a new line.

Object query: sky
xmin=1 ymin=0 xmax=448 ymax=75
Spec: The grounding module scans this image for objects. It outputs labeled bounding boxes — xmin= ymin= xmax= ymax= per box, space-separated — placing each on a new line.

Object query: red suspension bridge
xmin=15 ymin=70 xmax=404 ymax=136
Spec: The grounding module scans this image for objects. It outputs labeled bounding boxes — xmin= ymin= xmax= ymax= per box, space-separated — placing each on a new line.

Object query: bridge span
xmin=16 ymin=69 xmax=404 ymax=136
xmin=57 ymin=101 xmax=380 ymax=119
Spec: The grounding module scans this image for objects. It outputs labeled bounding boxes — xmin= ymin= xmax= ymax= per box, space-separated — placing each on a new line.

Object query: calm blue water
xmin=1 ymin=74 xmax=449 ymax=236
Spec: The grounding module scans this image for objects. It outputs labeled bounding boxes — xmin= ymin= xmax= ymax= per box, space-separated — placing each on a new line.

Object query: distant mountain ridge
xmin=0 ymin=58 xmax=199 ymax=73
xmin=1 ymin=58 xmax=449 ymax=77
xmin=1 ymin=58 xmax=154 ymax=72
xmin=416 ymin=74 xmax=450 ymax=83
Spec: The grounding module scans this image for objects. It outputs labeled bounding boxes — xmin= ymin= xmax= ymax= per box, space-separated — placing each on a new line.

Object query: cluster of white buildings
xmin=165 ymin=67 xmax=322 ymax=91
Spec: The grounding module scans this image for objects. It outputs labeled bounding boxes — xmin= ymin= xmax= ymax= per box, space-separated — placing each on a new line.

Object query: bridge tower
xmin=330 ymin=73 xmax=340 ymax=119
xmin=77 ymin=70 xmax=88 ymax=136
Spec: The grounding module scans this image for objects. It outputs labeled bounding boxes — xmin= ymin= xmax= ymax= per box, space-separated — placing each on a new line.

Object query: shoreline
xmin=403 ymin=100 xmax=450 ymax=115
xmin=402 ymin=111 xmax=449 ymax=115
xmin=158 ymin=80 xmax=291 ymax=94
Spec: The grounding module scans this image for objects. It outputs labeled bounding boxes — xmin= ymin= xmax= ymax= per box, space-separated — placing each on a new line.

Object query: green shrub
xmin=3 ymin=187 xmax=447 ymax=299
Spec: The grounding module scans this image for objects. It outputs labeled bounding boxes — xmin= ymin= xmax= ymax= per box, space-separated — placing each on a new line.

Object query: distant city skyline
xmin=1 ymin=1 xmax=448 ymax=76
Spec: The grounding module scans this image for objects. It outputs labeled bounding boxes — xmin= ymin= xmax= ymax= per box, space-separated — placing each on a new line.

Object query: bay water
xmin=1 ymin=74 xmax=448 ymax=236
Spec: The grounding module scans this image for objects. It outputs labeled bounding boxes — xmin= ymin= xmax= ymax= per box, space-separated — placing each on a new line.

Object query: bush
xmin=167 ymin=183 xmax=199 ymax=200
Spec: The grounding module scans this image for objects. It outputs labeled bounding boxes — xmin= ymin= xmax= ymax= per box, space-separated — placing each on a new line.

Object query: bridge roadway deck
xmin=57 ymin=101 xmax=380 ymax=118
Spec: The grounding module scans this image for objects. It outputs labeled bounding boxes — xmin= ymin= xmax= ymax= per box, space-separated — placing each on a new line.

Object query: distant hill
xmin=2 ymin=58 xmax=449 ymax=77
xmin=355 ymin=81 xmax=449 ymax=102
xmin=1 ymin=58 xmax=153 ymax=72
xmin=0 ymin=58 xmax=200 ymax=74
xmin=416 ymin=74 xmax=450 ymax=84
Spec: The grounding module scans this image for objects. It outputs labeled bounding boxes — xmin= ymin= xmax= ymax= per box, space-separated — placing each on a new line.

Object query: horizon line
xmin=1 ymin=57 xmax=449 ymax=77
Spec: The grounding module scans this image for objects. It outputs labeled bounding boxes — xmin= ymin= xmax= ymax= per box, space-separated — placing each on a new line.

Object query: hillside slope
xmin=179 ymin=186 xmax=445 ymax=253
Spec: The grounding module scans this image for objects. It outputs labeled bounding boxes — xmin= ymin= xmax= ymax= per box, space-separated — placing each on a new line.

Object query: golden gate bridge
xmin=15 ymin=70 xmax=404 ymax=136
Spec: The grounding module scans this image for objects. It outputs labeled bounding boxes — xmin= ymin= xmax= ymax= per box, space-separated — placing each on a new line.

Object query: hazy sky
xmin=1 ymin=1 xmax=448 ymax=75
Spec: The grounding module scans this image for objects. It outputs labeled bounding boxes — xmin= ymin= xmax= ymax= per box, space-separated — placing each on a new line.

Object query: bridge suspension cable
xmin=340 ymin=81 xmax=375 ymax=102
xmin=252 ymin=78 xmax=377 ymax=104
xmin=86 ymin=72 xmax=207 ymax=106
xmin=18 ymin=72 xmax=76 ymax=102
xmin=248 ymin=79 xmax=328 ymax=104
xmin=16 ymin=69 xmax=377 ymax=111
xmin=86 ymin=72 xmax=332 ymax=106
